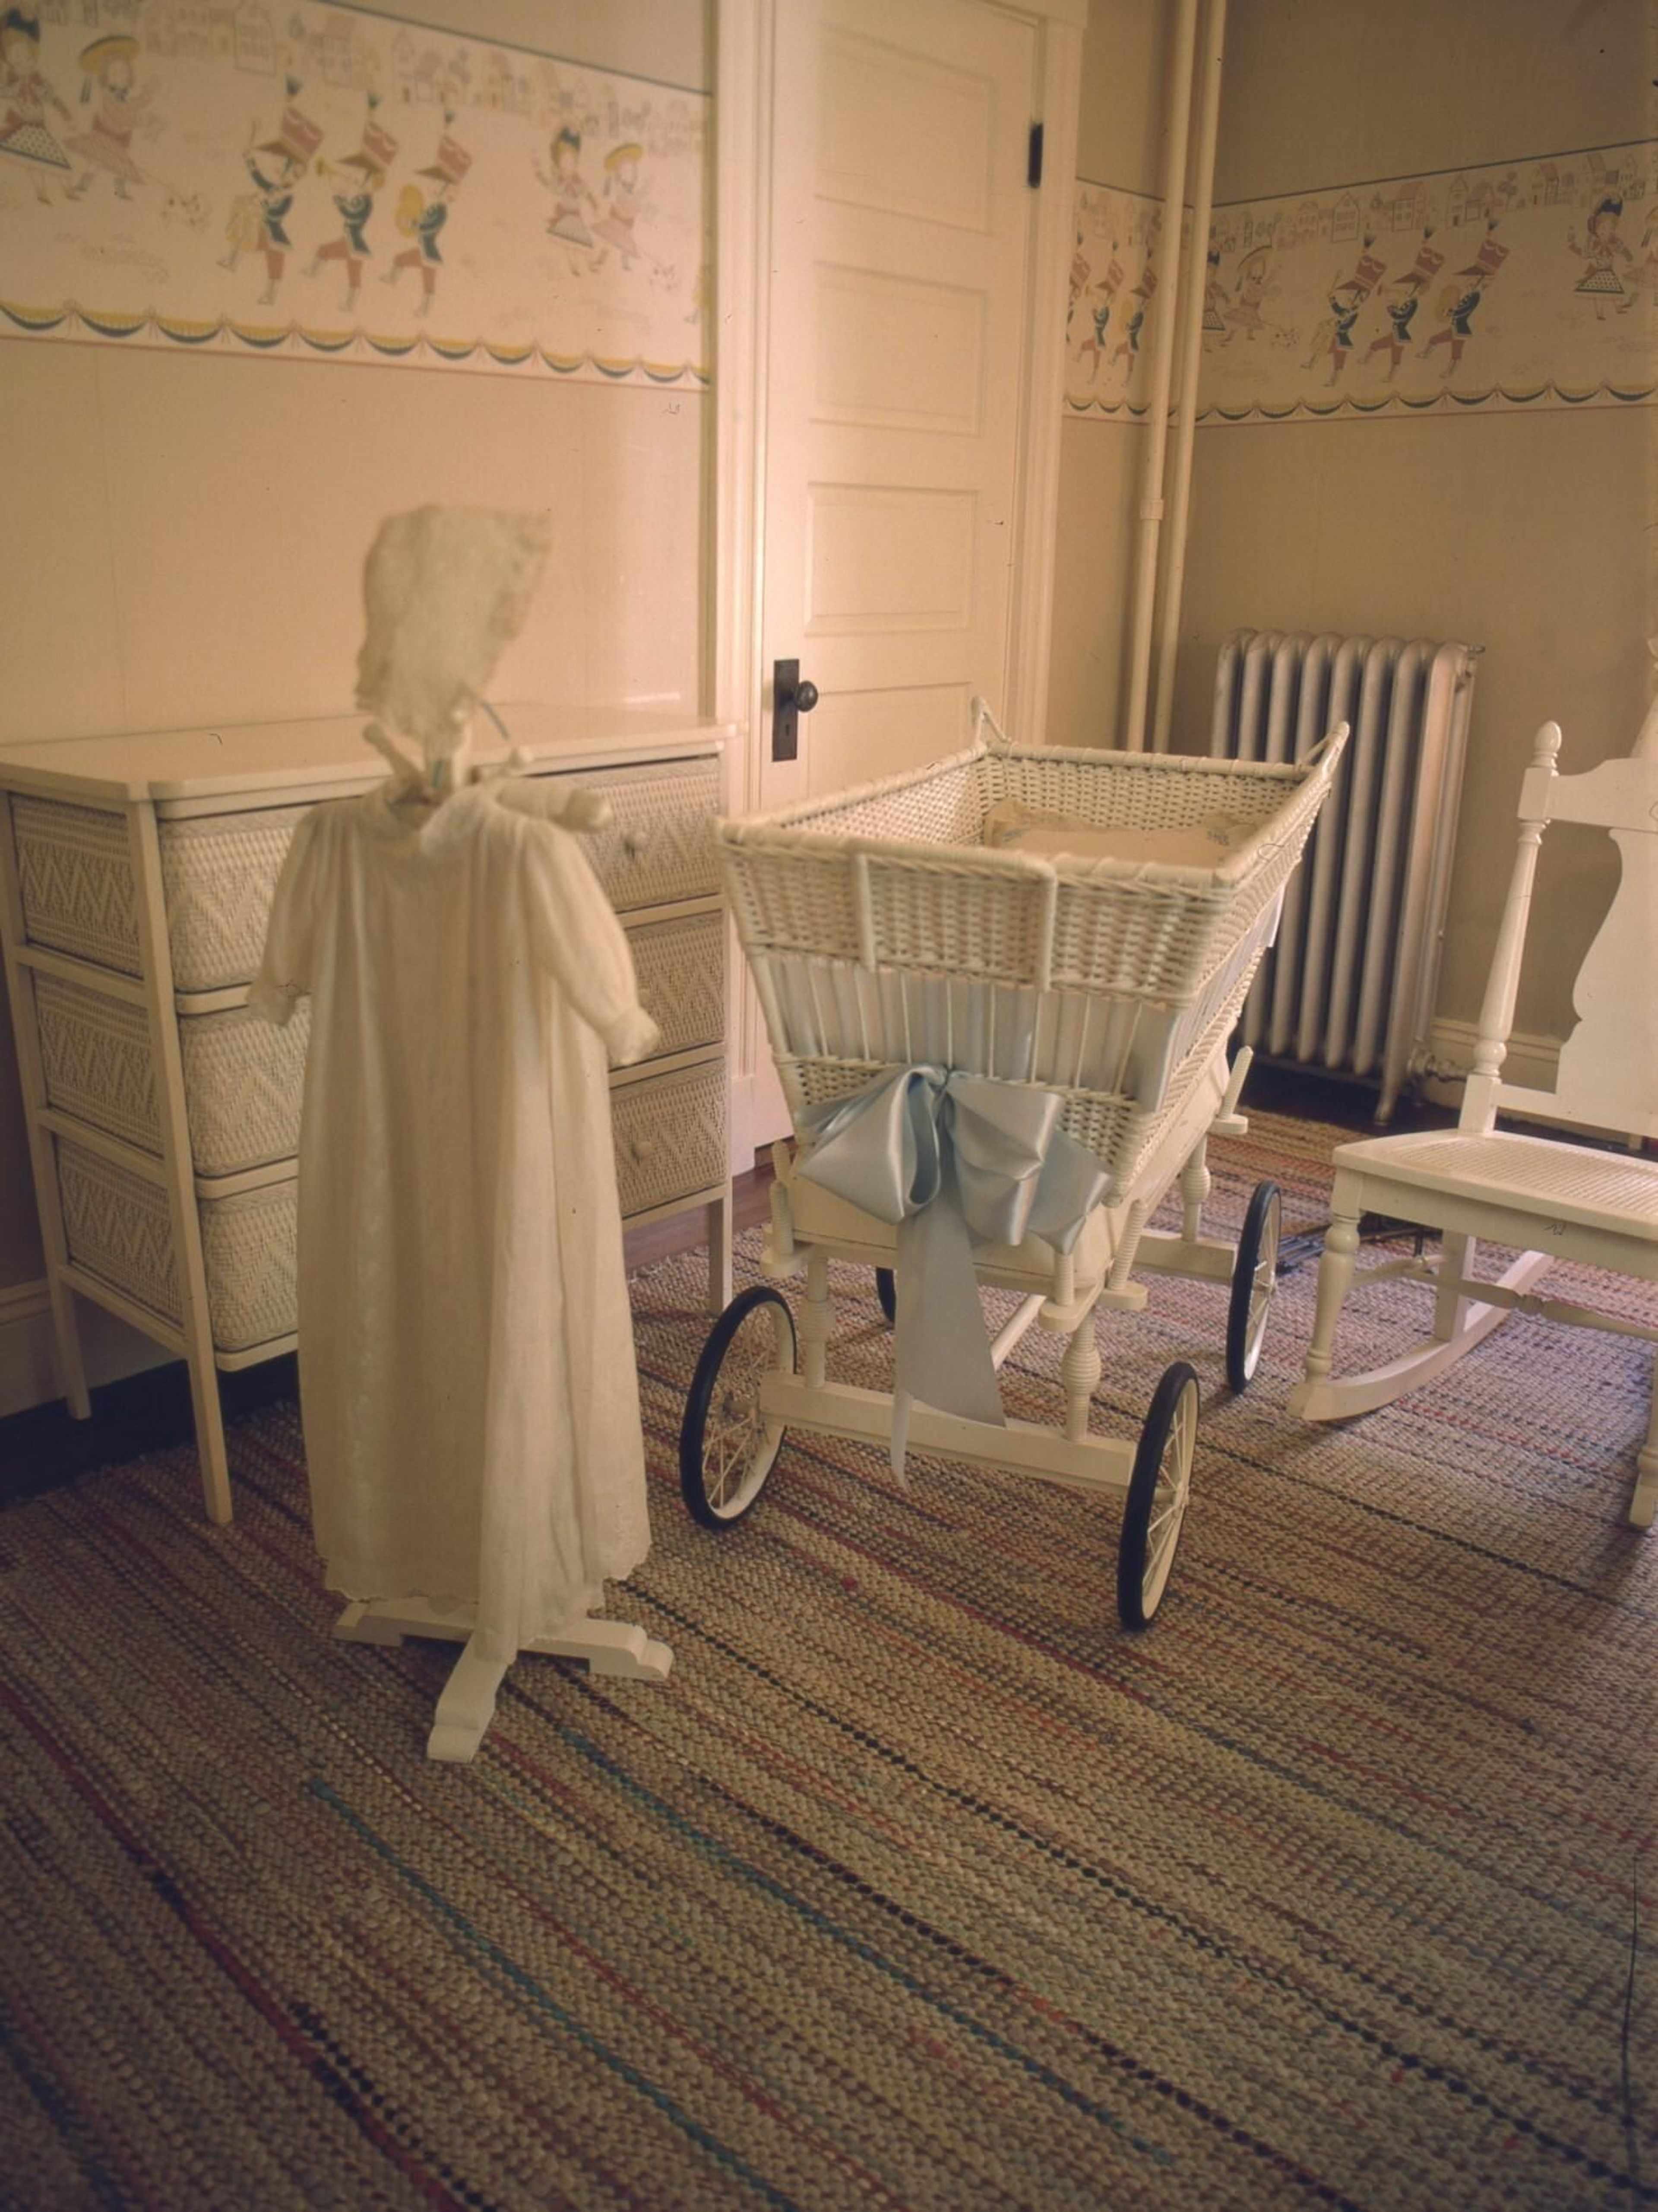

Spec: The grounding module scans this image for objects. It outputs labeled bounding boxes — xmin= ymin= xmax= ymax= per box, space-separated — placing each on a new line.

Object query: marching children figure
xmin=1364 ymin=290 xmax=1419 ymax=378
xmin=1221 ymin=246 xmax=1274 ymax=344
xmin=1200 ymin=247 xmax=1229 ymax=339
xmin=589 ymin=140 xmax=652 ymax=272
xmin=1075 ymin=252 xmax=1123 ymax=382
xmin=1306 ymin=286 xmax=1364 ymax=383
xmin=1420 ymin=273 xmax=1486 ymax=371
xmin=63 ymin=32 xmax=154 ymax=202
xmin=1420 ymin=225 xmax=1509 ymax=371
xmin=384 ymin=129 xmax=471 ymax=318
xmin=1112 ymin=263 xmax=1157 ymax=368
xmin=220 ymin=88 xmax=323 ymax=307
xmin=0 ymin=5 xmax=72 ymax=204
xmin=1568 ymin=195 xmax=1633 ymax=318
xmin=1066 ymin=228 xmax=1092 ymax=339
xmin=307 ymin=111 xmax=397 ymax=314
xmin=535 ymin=125 xmax=595 ymax=274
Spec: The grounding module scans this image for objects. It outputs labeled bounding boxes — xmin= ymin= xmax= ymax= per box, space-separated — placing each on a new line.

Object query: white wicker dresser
xmin=0 ymin=708 xmax=733 ymax=1524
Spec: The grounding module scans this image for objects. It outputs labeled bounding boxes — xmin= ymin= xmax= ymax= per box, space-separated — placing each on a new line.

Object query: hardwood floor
xmin=0 ymin=1067 xmax=1429 ymax=1511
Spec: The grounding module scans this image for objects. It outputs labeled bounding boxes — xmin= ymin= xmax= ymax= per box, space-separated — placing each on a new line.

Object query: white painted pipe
xmin=1150 ymin=0 xmax=1229 ymax=755
xmin=1122 ymin=0 xmax=1201 ymax=753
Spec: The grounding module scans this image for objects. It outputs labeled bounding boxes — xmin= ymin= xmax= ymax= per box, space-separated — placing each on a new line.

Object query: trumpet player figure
xmin=307 ymin=114 xmax=397 ymax=316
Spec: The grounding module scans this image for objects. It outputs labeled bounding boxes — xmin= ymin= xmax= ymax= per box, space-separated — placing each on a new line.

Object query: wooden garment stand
xmin=335 ymin=1597 xmax=672 ymax=1762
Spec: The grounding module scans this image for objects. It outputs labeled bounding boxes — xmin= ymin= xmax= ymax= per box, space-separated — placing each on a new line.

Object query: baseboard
xmin=0 ymin=1278 xmax=173 ymax=1420
xmin=0 ymin=1281 xmax=57 ymax=1420
xmin=1420 ymin=1019 xmax=1560 ymax=1111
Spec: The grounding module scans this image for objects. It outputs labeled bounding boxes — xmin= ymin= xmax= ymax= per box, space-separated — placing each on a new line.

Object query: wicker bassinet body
xmin=721 ymin=739 xmax=1340 ymax=1198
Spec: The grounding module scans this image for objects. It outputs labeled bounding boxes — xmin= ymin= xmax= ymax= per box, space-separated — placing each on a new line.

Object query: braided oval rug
xmin=2 ymin=1110 xmax=1655 ymax=2212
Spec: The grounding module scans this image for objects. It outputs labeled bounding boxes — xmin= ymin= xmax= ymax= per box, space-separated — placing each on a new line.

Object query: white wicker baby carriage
xmin=680 ymin=714 xmax=1348 ymax=1629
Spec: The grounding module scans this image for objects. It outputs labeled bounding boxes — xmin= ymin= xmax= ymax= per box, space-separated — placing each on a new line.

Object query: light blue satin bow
xmin=795 ymin=1068 xmax=1108 ymax=1476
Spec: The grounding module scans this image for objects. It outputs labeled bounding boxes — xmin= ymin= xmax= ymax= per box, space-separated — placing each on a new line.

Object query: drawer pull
xmin=621 ymin=827 xmax=652 ymax=857
xmin=630 ymin=1135 xmax=658 ymax=1163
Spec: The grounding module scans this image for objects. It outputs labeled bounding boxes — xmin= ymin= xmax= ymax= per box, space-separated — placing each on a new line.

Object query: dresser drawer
xmin=35 ymin=975 xmax=160 ymax=1153
xmin=629 ymin=910 xmax=724 ymax=1063
xmin=55 ymin=1138 xmax=298 ymax=1355
xmin=569 ymin=757 xmax=720 ymax=912
xmin=12 ymin=794 xmax=306 ymax=991
xmin=180 ymin=1003 xmax=308 ymax=1175
xmin=612 ymin=1058 xmax=727 ymax=1218
xmin=158 ymin=806 xmax=307 ymax=990
xmin=35 ymin=973 xmax=309 ymax=1179
xmin=12 ymin=799 xmax=142 ymax=976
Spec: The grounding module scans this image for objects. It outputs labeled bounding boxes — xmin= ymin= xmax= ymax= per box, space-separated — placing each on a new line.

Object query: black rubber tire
xmin=1117 ymin=1361 xmax=1201 ymax=1632
xmin=679 ymin=1285 xmax=796 ymax=1529
xmin=874 ymin=1268 xmax=897 ymax=1325
xmin=1225 ymin=1180 xmax=1282 ymax=1394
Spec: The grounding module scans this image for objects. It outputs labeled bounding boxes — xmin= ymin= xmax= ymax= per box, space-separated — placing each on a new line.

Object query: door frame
xmin=709 ymin=0 xmax=1086 ymax=1166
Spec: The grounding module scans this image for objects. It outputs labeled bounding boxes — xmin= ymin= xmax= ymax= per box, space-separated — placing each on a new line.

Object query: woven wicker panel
xmin=157 ymin=806 xmax=309 ymax=992
xmin=721 ymin=846 xmax=863 ymax=962
xmin=863 ymin=851 xmax=1050 ymax=983
xmin=579 ymin=759 xmax=720 ymax=912
xmin=57 ymin=1139 xmax=180 ymax=1327
xmin=729 ymin=746 xmax=1331 ymax=1017
xmin=629 ymin=912 xmax=724 ymax=1061
xmin=12 ymin=799 xmax=141 ymax=976
xmin=35 ymin=976 xmax=161 ymax=1154
xmin=613 ymin=1060 xmax=726 ymax=1218
xmin=197 ymin=1181 xmax=298 ymax=1351
xmin=180 ymin=1002 xmax=310 ymax=1178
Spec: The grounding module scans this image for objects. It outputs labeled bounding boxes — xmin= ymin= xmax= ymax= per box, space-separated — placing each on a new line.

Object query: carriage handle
xmin=971 ymin=695 xmax=1015 ymax=755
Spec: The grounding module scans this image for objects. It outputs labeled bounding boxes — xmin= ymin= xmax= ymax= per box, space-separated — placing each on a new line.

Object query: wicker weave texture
xmin=196 ymin=1181 xmax=299 ymax=1350
xmin=723 ymin=745 xmax=1330 ymax=1010
xmin=157 ymin=806 xmax=310 ymax=992
xmin=13 ymin=799 xmax=142 ymax=975
xmin=180 ymin=1002 xmax=310 ymax=1177
xmin=628 ymin=911 xmax=725 ymax=1061
xmin=728 ymin=741 xmax=1334 ymax=1181
xmin=56 ymin=1137 xmax=301 ymax=1350
xmin=35 ymin=975 xmax=161 ymax=1154
xmin=582 ymin=759 xmax=721 ymax=912
xmin=57 ymin=1139 xmax=181 ymax=1327
xmin=614 ymin=1058 xmax=725 ymax=1217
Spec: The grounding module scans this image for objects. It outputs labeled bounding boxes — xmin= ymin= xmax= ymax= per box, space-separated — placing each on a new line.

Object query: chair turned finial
xmin=1532 ymin=720 xmax=1563 ymax=770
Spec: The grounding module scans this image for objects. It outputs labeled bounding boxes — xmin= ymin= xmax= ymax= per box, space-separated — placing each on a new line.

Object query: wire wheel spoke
xmin=1228 ymin=1184 xmax=1282 ymax=1392
xmin=1119 ymin=1364 xmax=1199 ymax=1632
xmin=680 ymin=1288 xmax=796 ymax=1528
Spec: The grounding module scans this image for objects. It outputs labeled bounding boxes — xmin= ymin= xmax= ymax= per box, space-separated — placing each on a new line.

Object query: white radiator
xmin=1209 ymin=631 xmax=1478 ymax=1123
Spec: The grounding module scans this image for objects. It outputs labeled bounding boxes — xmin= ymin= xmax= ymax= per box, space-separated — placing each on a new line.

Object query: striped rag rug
xmin=1 ymin=1108 xmax=1655 ymax=2212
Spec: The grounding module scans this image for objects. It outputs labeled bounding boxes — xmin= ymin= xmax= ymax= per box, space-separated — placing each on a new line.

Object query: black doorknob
xmin=796 ymin=679 xmax=820 ymax=713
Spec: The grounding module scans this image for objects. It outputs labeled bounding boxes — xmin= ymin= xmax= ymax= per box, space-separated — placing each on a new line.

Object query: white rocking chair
xmin=1289 ymin=702 xmax=1658 ymax=1530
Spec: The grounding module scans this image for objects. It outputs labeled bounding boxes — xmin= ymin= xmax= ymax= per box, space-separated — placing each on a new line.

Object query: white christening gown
xmin=251 ymin=778 xmax=661 ymax=1658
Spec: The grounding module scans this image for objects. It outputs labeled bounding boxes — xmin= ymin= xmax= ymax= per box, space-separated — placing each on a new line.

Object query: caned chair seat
xmin=1291 ymin=705 xmax=1658 ymax=1531
xmin=1334 ymin=1128 xmax=1658 ymax=1243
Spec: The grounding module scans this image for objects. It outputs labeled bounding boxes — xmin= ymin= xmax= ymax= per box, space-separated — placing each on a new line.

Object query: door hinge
xmin=1027 ymin=122 xmax=1044 ymax=189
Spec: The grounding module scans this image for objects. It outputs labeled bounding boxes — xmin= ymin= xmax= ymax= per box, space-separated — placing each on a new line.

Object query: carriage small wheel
xmin=1225 ymin=1180 xmax=1282 ymax=1393
xmin=680 ymin=1286 xmax=797 ymax=1528
xmin=874 ymin=1268 xmax=897 ymax=1325
xmin=1117 ymin=1361 xmax=1201 ymax=1631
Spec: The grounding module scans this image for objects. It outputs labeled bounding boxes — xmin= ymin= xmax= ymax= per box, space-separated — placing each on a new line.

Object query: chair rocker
xmin=1289 ymin=705 xmax=1658 ymax=1530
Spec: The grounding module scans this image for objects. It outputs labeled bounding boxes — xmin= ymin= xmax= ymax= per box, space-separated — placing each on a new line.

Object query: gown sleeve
xmin=249 ymin=809 xmax=324 ymax=1026
xmin=520 ymin=816 xmax=662 ymax=1065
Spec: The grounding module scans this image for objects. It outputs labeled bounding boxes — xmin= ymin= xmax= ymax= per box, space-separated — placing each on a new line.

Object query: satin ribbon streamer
xmin=795 ymin=1068 xmax=1108 ymax=1476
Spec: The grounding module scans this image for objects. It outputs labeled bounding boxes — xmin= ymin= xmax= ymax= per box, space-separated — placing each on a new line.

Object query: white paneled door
xmin=759 ymin=0 xmax=1040 ymax=807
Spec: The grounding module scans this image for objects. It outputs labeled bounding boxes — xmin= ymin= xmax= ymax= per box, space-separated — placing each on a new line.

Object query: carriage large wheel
xmin=680 ymin=1286 xmax=797 ymax=1528
xmin=1225 ymin=1180 xmax=1282 ymax=1393
xmin=1117 ymin=1361 xmax=1200 ymax=1630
